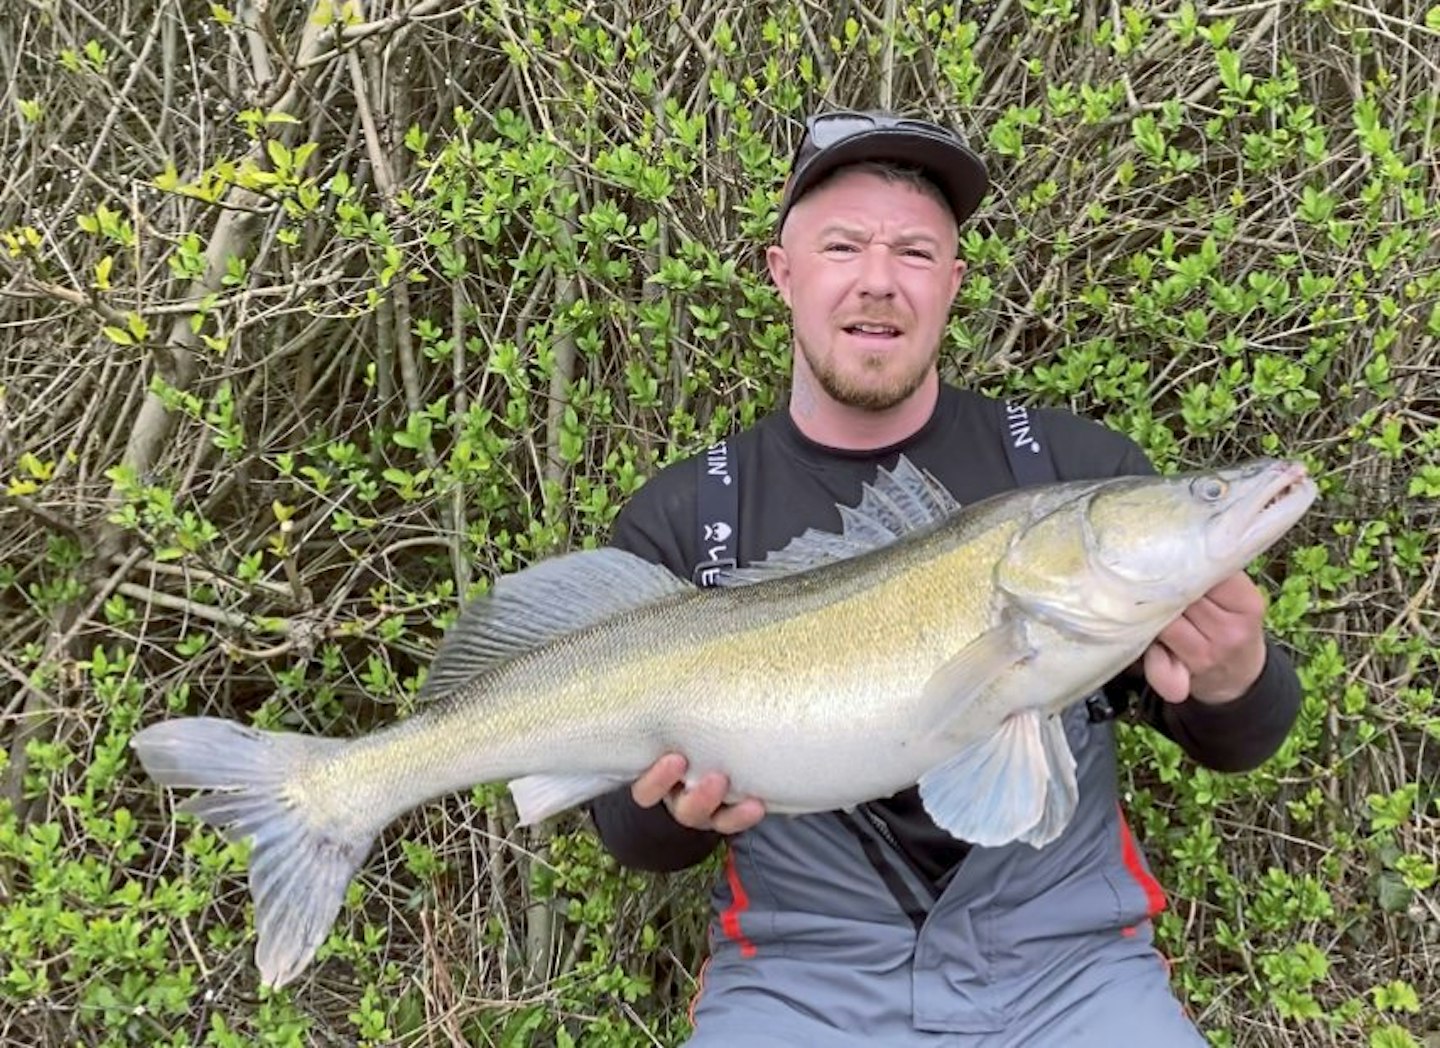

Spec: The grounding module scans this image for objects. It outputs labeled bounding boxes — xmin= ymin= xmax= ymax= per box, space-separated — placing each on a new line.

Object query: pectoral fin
xmin=509 ymin=772 xmax=630 ymax=826
xmin=918 ymin=713 xmax=1046 ymax=846
xmin=917 ymin=710 xmax=1079 ymax=849
xmin=921 ymin=618 xmax=1032 ymax=740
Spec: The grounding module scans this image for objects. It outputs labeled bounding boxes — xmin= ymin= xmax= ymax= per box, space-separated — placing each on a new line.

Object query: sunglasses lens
xmin=897 ymin=119 xmax=953 ymax=141
xmin=808 ymin=113 xmax=957 ymax=150
xmin=807 ymin=113 xmax=880 ymax=147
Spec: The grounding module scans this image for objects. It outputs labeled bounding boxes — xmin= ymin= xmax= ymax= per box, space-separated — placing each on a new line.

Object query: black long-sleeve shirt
xmin=590 ymin=385 xmax=1302 ymax=879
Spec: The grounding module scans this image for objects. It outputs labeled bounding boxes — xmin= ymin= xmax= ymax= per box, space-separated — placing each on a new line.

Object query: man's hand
xmin=1144 ymin=572 xmax=1269 ymax=706
xmin=631 ymin=753 xmax=766 ymax=835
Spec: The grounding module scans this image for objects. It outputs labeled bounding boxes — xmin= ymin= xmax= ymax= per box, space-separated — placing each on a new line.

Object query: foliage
xmin=1 ymin=1 xmax=1437 ymax=1045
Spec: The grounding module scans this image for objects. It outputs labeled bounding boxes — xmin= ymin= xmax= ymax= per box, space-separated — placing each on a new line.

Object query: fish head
xmin=1085 ymin=459 xmax=1315 ymax=590
xmin=998 ymin=459 xmax=1316 ymax=637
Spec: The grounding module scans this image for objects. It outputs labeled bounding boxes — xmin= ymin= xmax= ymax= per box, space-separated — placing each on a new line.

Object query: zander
xmin=132 ymin=456 xmax=1315 ymax=988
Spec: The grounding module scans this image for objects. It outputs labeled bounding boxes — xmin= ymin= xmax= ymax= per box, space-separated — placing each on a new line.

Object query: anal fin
xmin=509 ymin=772 xmax=630 ymax=826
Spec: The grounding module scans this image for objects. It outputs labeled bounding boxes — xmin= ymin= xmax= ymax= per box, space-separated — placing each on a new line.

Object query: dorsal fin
xmin=718 ymin=455 xmax=960 ymax=586
xmin=418 ymin=548 xmax=691 ymax=701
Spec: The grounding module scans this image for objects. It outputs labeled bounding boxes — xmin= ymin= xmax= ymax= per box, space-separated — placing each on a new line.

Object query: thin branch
xmin=0 ymin=493 xmax=85 ymax=541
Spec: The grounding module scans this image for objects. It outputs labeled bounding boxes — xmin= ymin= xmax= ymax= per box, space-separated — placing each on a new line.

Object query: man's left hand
xmin=1143 ymin=571 xmax=1269 ymax=706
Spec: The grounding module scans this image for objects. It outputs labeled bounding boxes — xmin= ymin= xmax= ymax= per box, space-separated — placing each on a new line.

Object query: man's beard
xmin=800 ymin=338 xmax=938 ymax=412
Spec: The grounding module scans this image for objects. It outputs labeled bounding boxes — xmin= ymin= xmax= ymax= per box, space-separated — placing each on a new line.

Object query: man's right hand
xmin=631 ymin=753 xmax=766 ymax=835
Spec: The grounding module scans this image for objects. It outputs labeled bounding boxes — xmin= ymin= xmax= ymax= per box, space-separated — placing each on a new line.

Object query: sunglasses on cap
xmin=802 ymin=111 xmax=967 ymax=149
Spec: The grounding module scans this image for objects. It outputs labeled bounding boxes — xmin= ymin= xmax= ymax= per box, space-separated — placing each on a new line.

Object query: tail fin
xmin=131 ymin=717 xmax=374 ymax=988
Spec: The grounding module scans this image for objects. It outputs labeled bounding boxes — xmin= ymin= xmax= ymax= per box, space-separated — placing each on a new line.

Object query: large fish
xmin=131 ymin=456 xmax=1315 ymax=988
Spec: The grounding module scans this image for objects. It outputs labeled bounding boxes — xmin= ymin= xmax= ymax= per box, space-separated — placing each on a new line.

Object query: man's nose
xmin=857 ymin=245 xmax=897 ymax=297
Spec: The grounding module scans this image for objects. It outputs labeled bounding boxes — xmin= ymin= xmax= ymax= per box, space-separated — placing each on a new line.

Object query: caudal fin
xmin=131 ymin=717 xmax=373 ymax=988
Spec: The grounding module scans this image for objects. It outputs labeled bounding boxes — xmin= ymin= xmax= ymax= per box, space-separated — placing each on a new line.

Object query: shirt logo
xmin=704 ymin=521 xmax=733 ymax=543
xmin=1005 ymin=401 xmax=1042 ymax=455
xmin=696 ymin=563 xmax=730 ymax=587
xmin=706 ymin=442 xmax=734 ymax=485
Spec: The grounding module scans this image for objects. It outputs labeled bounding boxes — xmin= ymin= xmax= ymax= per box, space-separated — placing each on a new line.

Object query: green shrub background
xmin=1 ymin=1 xmax=1437 ymax=1045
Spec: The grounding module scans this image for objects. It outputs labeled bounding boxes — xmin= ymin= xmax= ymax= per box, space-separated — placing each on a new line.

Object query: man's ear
xmin=767 ymin=244 xmax=792 ymax=307
xmin=949 ymin=258 xmax=967 ymax=302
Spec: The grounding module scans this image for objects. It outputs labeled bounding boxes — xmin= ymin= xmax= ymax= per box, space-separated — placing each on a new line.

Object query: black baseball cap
xmin=776 ymin=110 xmax=989 ymax=235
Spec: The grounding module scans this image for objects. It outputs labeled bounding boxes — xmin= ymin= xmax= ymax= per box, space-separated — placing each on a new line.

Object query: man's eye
xmin=901 ymin=248 xmax=935 ymax=260
xmin=824 ymin=242 xmax=858 ymax=253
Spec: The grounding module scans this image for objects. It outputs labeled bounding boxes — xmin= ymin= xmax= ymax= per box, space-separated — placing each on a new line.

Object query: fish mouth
xmin=1232 ymin=461 xmax=1317 ymax=553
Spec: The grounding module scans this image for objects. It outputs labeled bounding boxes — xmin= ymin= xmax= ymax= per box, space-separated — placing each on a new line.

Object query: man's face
xmin=767 ymin=168 xmax=966 ymax=413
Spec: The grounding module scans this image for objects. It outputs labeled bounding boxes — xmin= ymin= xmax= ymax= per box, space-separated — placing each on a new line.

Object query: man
xmin=591 ymin=111 xmax=1300 ymax=1046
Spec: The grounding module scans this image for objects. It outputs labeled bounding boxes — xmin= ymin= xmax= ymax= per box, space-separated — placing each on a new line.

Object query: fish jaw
xmin=1206 ymin=459 xmax=1316 ymax=564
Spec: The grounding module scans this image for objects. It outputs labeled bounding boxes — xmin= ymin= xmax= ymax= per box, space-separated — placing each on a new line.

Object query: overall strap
xmin=998 ymin=399 xmax=1058 ymax=487
xmin=693 ymin=439 xmax=738 ymax=587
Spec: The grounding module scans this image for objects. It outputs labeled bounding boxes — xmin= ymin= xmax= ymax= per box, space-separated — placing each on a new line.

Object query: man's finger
xmin=1201 ymin=571 xmax=1266 ymax=615
xmin=631 ymin=753 xmax=688 ymax=808
xmin=712 ymin=797 xmax=767 ymax=835
xmin=1143 ymin=641 xmax=1191 ymax=704
xmin=668 ymin=770 xmax=731 ymax=828
xmin=1155 ymin=611 xmax=1211 ymax=667
xmin=1164 ymin=583 xmax=1266 ymax=663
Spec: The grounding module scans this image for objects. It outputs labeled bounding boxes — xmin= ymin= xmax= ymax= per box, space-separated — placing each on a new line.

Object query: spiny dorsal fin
xmin=719 ymin=455 xmax=960 ymax=586
xmin=418 ymin=547 xmax=691 ymax=700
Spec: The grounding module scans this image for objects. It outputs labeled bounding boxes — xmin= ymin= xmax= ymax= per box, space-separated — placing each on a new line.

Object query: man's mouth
xmin=842 ymin=322 xmax=902 ymax=338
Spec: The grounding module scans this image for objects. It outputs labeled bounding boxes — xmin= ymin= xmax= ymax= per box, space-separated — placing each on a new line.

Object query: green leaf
xmin=1370 ymin=1026 xmax=1420 ymax=1048
xmin=266 ymin=138 xmax=292 ymax=171
xmin=153 ymin=162 xmax=181 ymax=192
xmin=1408 ymin=464 xmax=1440 ymax=498
xmin=1297 ymin=185 xmax=1336 ymax=224
xmin=1370 ymin=979 xmax=1421 ymax=1014
xmin=83 ymin=38 xmax=108 ymax=71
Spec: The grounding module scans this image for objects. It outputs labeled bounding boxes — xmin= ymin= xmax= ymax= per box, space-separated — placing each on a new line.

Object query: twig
xmin=879 ymin=0 xmax=897 ymax=110
xmin=110 ymin=580 xmax=262 ymax=634
xmin=19 ymin=278 xmax=128 ymax=327
xmin=0 ymin=652 xmax=52 ymax=721
xmin=50 ymin=546 xmax=150 ymax=655
xmin=0 ymin=491 xmax=85 ymax=541
xmin=296 ymin=0 xmax=476 ymax=69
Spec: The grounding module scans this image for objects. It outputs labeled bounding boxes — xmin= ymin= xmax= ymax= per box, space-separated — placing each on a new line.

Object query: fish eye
xmin=1192 ymin=477 xmax=1228 ymax=501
